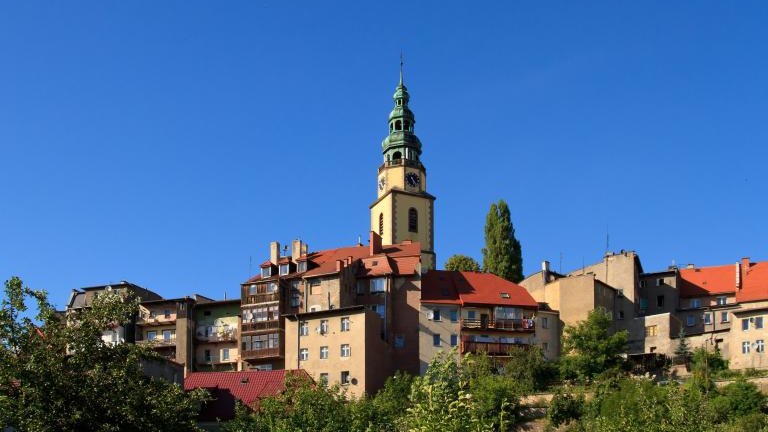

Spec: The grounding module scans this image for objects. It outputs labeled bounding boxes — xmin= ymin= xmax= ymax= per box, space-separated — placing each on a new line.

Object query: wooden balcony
xmin=136 ymin=337 xmax=177 ymax=347
xmin=196 ymin=329 xmax=238 ymax=343
xmin=136 ymin=316 xmax=177 ymax=326
xmin=242 ymin=292 xmax=280 ymax=305
xmin=196 ymin=356 xmax=237 ymax=365
xmin=241 ymin=320 xmax=281 ymax=333
xmin=241 ymin=347 xmax=281 ymax=360
xmin=461 ymin=341 xmax=530 ymax=356
xmin=461 ymin=318 xmax=535 ymax=332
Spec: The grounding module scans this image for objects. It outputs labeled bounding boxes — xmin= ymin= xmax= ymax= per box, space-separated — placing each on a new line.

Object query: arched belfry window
xmin=392 ymin=151 xmax=402 ymax=161
xmin=379 ymin=213 xmax=384 ymax=236
xmin=408 ymin=208 xmax=418 ymax=233
xmin=395 ymin=120 xmax=402 ymax=131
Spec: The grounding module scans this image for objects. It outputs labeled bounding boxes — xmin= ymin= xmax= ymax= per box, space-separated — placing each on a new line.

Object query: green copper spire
xmin=382 ymin=57 xmax=422 ymax=164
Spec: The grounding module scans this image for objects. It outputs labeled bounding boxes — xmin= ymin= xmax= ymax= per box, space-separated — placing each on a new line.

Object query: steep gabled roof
xmin=184 ymin=370 xmax=309 ymax=421
xmin=422 ymin=270 xmax=538 ymax=308
xmin=737 ymin=260 xmax=768 ymax=303
xmin=679 ymin=265 xmax=737 ymax=298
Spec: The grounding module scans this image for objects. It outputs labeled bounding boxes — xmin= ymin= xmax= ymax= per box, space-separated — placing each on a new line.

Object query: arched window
xmin=395 ymin=120 xmax=402 ymax=131
xmin=379 ymin=213 xmax=384 ymax=236
xmin=392 ymin=151 xmax=402 ymax=161
xmin=390 ymin=122 xmax=394 ymax=132
xmin=408 ymin=208 xmax=418 ymax=233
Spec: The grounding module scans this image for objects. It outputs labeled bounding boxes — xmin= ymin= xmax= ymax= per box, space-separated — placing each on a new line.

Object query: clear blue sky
xmin=2 ymin=2 xmax=767 ymax=309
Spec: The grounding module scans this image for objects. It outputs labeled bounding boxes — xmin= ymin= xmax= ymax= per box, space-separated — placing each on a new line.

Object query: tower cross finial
xmin=399 ymin=50 xmax=404 ymax=85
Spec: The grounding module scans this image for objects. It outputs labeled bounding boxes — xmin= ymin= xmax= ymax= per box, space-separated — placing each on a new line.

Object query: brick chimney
xmin=741 ymin=257 xmax=750 ymax=288
xmin=291 ymin=239 xmax=302 ymax=262
xmin=369 ymin=231 xmax=382 ymax=255
xmin=541 ymin=260 xmax=550 ymax=284
xmin=269 ymin=241 xmax=280 ymax=265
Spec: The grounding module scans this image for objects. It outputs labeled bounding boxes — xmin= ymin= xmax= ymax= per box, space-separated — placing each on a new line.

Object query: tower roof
xmin=381 ymin=60 xmax=422 ymax=160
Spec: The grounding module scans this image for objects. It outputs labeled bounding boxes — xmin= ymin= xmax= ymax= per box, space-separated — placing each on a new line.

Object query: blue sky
xmin=1 ymin=1 xmax=767 ymax=309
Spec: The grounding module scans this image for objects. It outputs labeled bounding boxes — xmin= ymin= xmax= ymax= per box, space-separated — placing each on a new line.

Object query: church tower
xmin=370 ymin=67 xmax=436 ymax=270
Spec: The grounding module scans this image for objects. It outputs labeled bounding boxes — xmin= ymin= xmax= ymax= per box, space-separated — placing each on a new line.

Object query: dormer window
xmin=500 ymin=292 xmax=510 ymax=299
xmin=297 ymin=261 xmax=307 ymax=273
xmin=279 ymin=264 xmax=289 ymax=276
xmin=261 ymin=267 xmax=271 ymax=278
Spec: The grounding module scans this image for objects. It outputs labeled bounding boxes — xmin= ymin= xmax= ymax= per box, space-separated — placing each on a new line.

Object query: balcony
xmin=136 ymin=316 xmax=177 ymax=326
xmin=197 ymin=356 xmax=237 ymax=365
xmin=461 ymin=318 xmax=535 ymax=332
xmin=461 ymin=340 xmax=530 ymax=356
xmin=241 ymin=347 xmax=281 ymax=360
xmin=196 ymin=328 xmax=237 ymax=343
xmin=242 ymin=320 xmax=281 ymax=333
xmin=137 ymin=337 xmax=177 ymax=347
xmin=242 ymin=292 xmax=280 ymax=305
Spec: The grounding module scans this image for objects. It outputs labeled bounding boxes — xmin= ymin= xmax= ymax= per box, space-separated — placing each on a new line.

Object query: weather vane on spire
xmin=399 ymin=50 xmax=404 ymax=84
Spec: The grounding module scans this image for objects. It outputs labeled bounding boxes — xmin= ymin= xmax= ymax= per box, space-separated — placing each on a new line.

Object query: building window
xmin=408 ymin=208 xmax=418 ymax=233
xmin=222 ymin=348 xmax=230 ymax=361
xmin=450 ymin=310 xmax=458 ymax=322
xmin=356 ymin=280 xmax=366 ymax=295
xmin=467 ymin=310 xmax=476 ymax=319
xmin=743 ymin=341 xmax=751 ymax=354
xmin=757 ymin=340 xmax=765 ymax=353
xmin=756 ymin=317 xmax=764 ymax=329
xmin=541 ymin=317 xmax=549 ymax=329
xmin=291 ymin=289 xmax=300 ymax=308
xmin=341 ymin=344 xmax=351 ymax=357
xmin=370 ymin=278 xmax=386 ymax=294
xmin=721 ymin=311 xmax=729 ymax=323
xmin=690 ymin=299 xmax=701 ymax=309
xmin=164 ymin=309 xmax=171 ymax=319
xmin=163 ymin=329 xmax=174 ymax=341
xmin=742 ymin=319 xmax=750 ymax=331
xmin=433 ymin=334 xmax=441 ymax=347
xmin=300 ymin=321 xmax=309 ymax=336
xmin=320 ymin=346 xmax=329 ymax=359
xmin=431 ymin=309 xmax=441 ymax=321
xmin=657 ymin=295 xmax=665 ymax=308
xmin=656 ymin=278 xmax=664 ymax=286
xmin=645 ymin=325 xmax=658 ymax=337
xmin=341 ymin=371 xmax=350 ymax=385
xmin=248 ymin=284 xmax=257 ymax=295
xmin=639 ymin=298 xmax=648 ymax=311
xmin=542 ymin=342 xmax=549 ymax=352
xmin=450 ymin=334 xmax=458 ymax=347
xmin=300 ymin=348 xmax=308 ymax=361
xmin=687 ymin=315 xmax=695 ymax=327
xmin=204 ymin=349 xmax=212 ymax=362
xmin=639 ymin=280 xmax=646 ymax=288
xmin=394 ymin=334 xmax=405 ymax=348
xmin=297 ymin=261 xmax=307 ymax=273
xmin=379 ymin=213 xmax=384 ymax=236
xmin=716 ymin=296 xmax=727 ymax=306
xmin=704 ymin=313 xmax=712 ymax=325
xmin=320 ymin=320 xmax=329 ymax=334
xmin=261 ymin=267 xmax=271 ymax=278
xmin=319 ymin=373 xmax=328 ymax=385
xmin=371 ymin=304 xmax=385 ymax=319
xmin=267 ymin=282 xmax=277 ymax=293
xmin=618 ymin=310 xmax=625 ymax=320
xmin=341 ymin=317 xmax=350 ymax=332
xmin=279 ymin=264 xmax=289 ymax=275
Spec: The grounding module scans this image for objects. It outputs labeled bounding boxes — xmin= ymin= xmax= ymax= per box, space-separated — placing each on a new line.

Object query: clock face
xmin=378 ymin=177 xmax=386 ymax=191
xmin=405 ymin=172 xmax=421 ymax=188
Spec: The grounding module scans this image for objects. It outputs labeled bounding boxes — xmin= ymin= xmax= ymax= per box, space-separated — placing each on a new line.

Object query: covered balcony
xmin=460 ymin=339 xmax=531 ymax=356
xmin=240 ymin=347 xmax=281 ymax=360
xmin=461 ymin=317 xmax=535 ymax=332
xmin=241 ymin=320 xmax=280 ymax=333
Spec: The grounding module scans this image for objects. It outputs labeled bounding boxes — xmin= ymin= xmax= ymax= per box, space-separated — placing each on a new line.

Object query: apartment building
xmin=194 ymin=299 xmax=240 ymax=371
xmin=136 ymin=297 xmax=197 ymax=368
xmin=420 ymin=270 xmax=546 ymax=372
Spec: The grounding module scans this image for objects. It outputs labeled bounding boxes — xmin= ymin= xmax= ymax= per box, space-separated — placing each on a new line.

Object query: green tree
xmin=444 ymin=255 xmax=481 ymax=272
xmin=674 ymin=328 xmax=692 ymax=359
xmin=503 ymin=346 xmax=558 ymax=392
xmin=559 ymin=308 xmax=627 ymax=382
xmin=0 ymin=276 xmax=207 ymax=432
xmin=481 ymin=200 xmax=523 ymax=282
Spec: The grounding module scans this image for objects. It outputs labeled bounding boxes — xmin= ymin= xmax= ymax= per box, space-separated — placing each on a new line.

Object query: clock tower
xmin=370 ymin=68 xmax=436 ymax=270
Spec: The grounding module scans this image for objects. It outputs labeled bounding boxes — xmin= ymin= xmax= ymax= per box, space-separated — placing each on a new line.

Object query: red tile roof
xmin=422 ymin=270 xmax=538 ymax=308
xmin=243 ymin=241 xmax=421 ymax=283
xmin=184 ymin=370 xmax=308 ymax=421
xmin=737 ymin=260 xmax=768 ymax=303
xmin=679 ymin=265 xmax=737 ymax=297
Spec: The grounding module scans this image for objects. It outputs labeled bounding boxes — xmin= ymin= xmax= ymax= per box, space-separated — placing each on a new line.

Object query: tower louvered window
xmin=379 ymin=213 xmax=384 ymax=236
xmin=408 ymin=208 xmax=418 ymax=233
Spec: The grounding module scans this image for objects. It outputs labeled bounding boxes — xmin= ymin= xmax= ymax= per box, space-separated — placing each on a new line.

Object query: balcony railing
xmin=242 ymin=292 xmax=280 ymax=305
xmin=241 ymin=347 xmax=281 ymax=360
xmin=136 ymin=316 xmax=177 ymax=326
xmin=461 ymin=318 xmax=535 ymax=332
xmin=197 ymin=356 xmax=237 ymax=365
xmin=242 ymin=320 xmax=281 ymax=333
xmin=137 ymin=337 xmax=177 ymax=347
xmin=461 ymin=341 xmax=530 ymax=356
xmin=196 ymin=329 xmax=238 ymax=342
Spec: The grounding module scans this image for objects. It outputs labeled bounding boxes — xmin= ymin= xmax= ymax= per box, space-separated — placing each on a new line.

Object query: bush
xmin=548 ymin=389 xmax=585 ymax=427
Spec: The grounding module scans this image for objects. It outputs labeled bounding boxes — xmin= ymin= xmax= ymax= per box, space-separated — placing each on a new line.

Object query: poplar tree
xmin=481 ymin=200 xmax=523 ymax=282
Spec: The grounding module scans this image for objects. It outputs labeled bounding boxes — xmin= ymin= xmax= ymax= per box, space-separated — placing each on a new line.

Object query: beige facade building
xmin=284 ymin=307 xmax=391 ymax=398
xmin=194 ymin=299 xmax=240 ymax=371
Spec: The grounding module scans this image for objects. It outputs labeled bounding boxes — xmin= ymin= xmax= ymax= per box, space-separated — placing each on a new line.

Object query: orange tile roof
xmin=679 ymin=265 xmax=737 ymax=297
xmin=737 ymin=260 xmax=768 ymax=303
xmin=422 ymin=270 xmax=538 ymax=308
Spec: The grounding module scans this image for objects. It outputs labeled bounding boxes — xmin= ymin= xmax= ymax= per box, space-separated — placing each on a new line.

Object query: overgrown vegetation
xmin=0 ymin=276 xmax=208 ymax=432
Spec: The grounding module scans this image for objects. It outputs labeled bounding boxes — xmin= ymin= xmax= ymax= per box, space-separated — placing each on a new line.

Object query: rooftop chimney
xmin=541 ymin=260 xmax=550 ymax=284
xmin=369 ymin=231 xmax=382 ymax=255
xmin=269 ymin=241 xmax=280 ymax=265
xmin=736 ymin=262 xmax=742 ymax=290
xmin=741 ymin=257 xmax=750 ymax=286
xmin=291 ymin=239 xmax=302 ymax=262
xmin=686 ymin=263 xmax=695 ymax=269
xmin=336 ymin=260 xmax=344 ymax=272
xmin=301 ymin=243 xmax=308 ymax=256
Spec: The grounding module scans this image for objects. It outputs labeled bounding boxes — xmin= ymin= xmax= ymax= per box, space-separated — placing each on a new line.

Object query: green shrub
xmin=548 ymin=390 xmax=585 ymax=427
